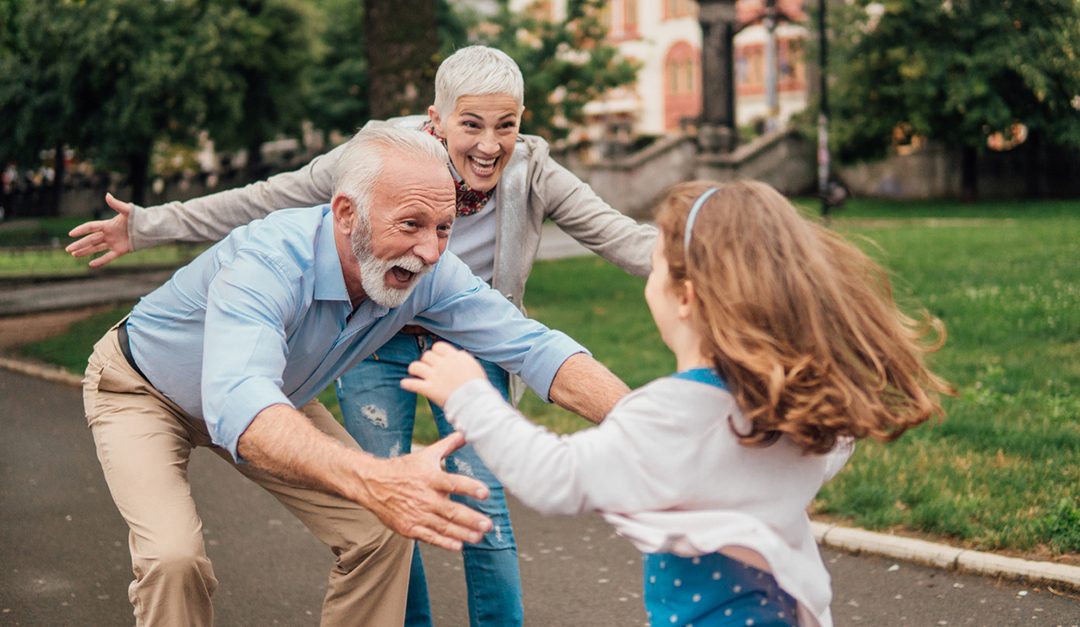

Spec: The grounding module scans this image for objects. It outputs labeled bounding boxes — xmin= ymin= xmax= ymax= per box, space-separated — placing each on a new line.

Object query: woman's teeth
xmin=469 ymin=156 xmax=497 ymax=174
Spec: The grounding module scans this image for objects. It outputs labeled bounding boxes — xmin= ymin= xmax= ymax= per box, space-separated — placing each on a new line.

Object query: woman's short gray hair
xmin=433 ymin=46 xmax=525 ymax=119
xmin=333 ymin=124 xmax=449 ymax=215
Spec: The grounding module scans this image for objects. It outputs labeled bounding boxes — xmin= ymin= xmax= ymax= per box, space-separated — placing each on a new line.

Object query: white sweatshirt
xmin=444 ymin=376 xmax=855 ymax=627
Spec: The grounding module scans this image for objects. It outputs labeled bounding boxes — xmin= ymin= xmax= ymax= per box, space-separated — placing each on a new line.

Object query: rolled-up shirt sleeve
xmin=202 ymin=249 xmax=299 ymax=460
xmin=415 ymin=255 xmax=589 ymax=401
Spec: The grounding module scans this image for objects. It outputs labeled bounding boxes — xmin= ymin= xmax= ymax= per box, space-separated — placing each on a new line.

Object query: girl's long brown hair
xmin=656 ymin=180 xmax=953 ymax=454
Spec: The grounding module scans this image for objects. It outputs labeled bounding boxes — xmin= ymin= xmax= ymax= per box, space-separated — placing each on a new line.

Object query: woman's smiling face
xmin=429 ymin=94 xmax=522 ymax=193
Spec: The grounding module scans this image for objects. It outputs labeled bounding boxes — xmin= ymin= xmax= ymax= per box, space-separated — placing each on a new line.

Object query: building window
xmin=624 ymin=0 xmax=638 ymax=36
xmin=664 ymin=41 xmax=701 ymax=130
xmin=664 ymin=0 xmax=693 ymax=20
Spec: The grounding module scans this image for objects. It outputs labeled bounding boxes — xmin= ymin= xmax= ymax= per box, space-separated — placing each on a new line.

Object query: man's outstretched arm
xmin=238 ymin=403 xmax=492 ymax=551
xmin=548 ymin=353 xmax=630 ymax=424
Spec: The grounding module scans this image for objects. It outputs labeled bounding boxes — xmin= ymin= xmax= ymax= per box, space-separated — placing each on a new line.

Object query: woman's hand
xmin=66 ymin=193 xmax=134 ymax=268
xmin=402 ymin=342 xmax=486 ymax=407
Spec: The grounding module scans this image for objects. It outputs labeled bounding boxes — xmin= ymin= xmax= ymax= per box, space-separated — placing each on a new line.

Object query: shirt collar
xmin=314 ymin=205 xmax=350 ymax=303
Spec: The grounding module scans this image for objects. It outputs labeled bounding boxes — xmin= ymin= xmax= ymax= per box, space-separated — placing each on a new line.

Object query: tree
xmin=471 ymin=0 xmax=640 ymax=141
xmin=0 ymin=0 xmax=88 ymax=214
xmin=202 ymin=0 xmax=320 ymax=180
xmin=306 ymin=0 xmax=369 ymax=138
xmin=827 ymin=0 xmax=1080 ymax=199
xmin=364 ymin=0 xmax=439 ymax=119
xmin=0 ymin=0 xmax=234 ymax=206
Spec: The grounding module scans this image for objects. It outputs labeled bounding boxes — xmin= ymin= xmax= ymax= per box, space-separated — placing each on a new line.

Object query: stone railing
xmin=555 ymin=129 xmax=816 ymax=219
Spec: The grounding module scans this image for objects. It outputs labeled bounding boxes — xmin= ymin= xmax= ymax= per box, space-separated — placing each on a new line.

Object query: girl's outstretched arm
xmin=403 ymin=343 xmax=664 ymax=516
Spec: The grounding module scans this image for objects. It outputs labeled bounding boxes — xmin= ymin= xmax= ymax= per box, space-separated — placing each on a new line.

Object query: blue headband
xmin=684 ymin=187 xmax=719 ymax=257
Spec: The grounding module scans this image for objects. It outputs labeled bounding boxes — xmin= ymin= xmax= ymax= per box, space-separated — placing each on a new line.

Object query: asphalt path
xmin=2 ymin=368 xmax=1077 ymax=626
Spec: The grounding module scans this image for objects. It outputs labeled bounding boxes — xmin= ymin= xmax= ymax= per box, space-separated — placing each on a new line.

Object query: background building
xmin=513 ymin=0 xmax=810 ymax=147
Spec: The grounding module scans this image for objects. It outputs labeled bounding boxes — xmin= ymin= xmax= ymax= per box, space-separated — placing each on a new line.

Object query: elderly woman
xmin=68 ymin=45 xmax=656 ymax=627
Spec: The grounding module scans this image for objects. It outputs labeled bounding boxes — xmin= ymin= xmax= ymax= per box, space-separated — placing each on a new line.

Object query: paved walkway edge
xmin=3 ymin=355 xmax=1076 ymax=593
xmin=811 ymin=522 xmax=1080 ymax=592
xmin=0 ymin=355 xmax=83 ymax=386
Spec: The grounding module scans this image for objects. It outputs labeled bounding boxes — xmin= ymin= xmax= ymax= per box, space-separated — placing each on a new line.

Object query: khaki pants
xmin=82 ymin=325 xmax=411 ymax=626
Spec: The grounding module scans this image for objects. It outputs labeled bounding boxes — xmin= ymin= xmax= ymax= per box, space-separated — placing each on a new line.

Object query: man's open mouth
xmin=390 ymin=266 xmax=416 ymax=284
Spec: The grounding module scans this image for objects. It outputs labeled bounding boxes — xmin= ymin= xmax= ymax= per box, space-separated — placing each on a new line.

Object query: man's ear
xmin=677 ymin=280 xmax=696 ymax=321
xmin=428 ymin=105 xmax=444 ymax=137
xmin=331 ymin=194 xmax=356 ymax=234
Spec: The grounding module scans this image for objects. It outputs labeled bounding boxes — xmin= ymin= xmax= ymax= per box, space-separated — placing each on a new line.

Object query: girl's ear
xmin=677 ymin=280 xmax=696 ymax=321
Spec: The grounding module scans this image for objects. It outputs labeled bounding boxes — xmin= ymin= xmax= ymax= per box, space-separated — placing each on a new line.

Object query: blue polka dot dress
xmin=643 ymin=552 xmax=799 ymax=626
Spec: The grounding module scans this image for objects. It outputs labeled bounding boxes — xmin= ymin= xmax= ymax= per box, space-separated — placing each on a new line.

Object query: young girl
xmin=402 ymin=180 xmax=951 ymax=627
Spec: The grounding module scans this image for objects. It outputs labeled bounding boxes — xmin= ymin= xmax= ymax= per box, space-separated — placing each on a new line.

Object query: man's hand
xmin=401 ymin=341 xmax=486 ymax=407
xmin=355 ymin=433 xmax=493 ymax=551
xmin=239 ymin=405 xmax=491 ymax=552
xmin=66 ymin=193 xmax=134 ymax=268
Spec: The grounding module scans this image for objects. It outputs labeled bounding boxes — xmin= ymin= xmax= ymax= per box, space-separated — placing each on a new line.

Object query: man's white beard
xmin=350 ymin=221 xmax=432 ymax=309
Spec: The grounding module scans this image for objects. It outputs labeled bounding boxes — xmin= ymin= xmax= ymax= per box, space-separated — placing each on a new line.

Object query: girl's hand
xmin=402 ymin=342 xmax=486 ymax=406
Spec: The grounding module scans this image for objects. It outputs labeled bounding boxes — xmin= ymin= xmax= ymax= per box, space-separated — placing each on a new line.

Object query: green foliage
xmin=466 ymin=0 xmax=640 ymax=140
xmin=827 ymin=0 xmax=1080 ymax=163
xmin=306 ymin=0 xmax=369 ymax=137
xmin=0 ymin=0 xmax=321 ymax=201
xmin=200 ymin=0 xmax=320 ymax=165
xmin=0 ymin=0 xmax=85 ymax=165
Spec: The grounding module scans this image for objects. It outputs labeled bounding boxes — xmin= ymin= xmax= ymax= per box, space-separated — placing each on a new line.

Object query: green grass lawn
xmin=0 ymin=244 xmax=207 ymax=278
xmin=10 ymin=198 xmax=1079 ymax=560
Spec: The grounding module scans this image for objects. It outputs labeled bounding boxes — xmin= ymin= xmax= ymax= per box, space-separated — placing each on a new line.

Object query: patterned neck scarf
xmin=422 ymin=120 xmax=495 ymax=217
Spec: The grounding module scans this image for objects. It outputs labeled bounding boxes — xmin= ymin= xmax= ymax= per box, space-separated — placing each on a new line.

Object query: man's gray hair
xmin=333 ymin=124 xmax=449 ymax=215
xmin=433 ymin=46 xmax=525 ymax=119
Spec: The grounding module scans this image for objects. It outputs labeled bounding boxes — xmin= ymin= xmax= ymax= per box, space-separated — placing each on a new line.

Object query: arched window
xmin=664 ymin=41 xmax=701 ymax=130
xmin=664 ymin=0 xmax=693 ymax=20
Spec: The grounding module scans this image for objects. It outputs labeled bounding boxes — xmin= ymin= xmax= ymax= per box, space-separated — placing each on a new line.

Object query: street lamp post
xmin=697 ymin=0 xmax=738 ymax=154
xmin=817 ymin=0 xmax=831 ymax=218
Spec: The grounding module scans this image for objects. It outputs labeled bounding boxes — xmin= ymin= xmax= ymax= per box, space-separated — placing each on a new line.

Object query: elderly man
xmin=82 ymin=125 xmax=628 ymax=626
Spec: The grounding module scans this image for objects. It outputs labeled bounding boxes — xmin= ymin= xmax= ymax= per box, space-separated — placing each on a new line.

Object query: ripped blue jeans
xmin=336 ymin=331 xmax=523 ymax=627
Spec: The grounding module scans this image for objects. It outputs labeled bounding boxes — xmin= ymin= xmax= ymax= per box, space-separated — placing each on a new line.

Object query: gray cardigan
xmin=128 ymin=118 xmax=657 ymax=306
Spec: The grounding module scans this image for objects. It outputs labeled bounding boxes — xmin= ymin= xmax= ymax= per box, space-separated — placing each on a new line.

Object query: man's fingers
xmin=434 ymin=467 xmax=490 ymax=502
xmin=424 ymin=498 xmax=492 ymax=536
xmin=408 ymin=525 xmax=464 ymax=552
xmin=423 ymin=432 xmax=467 ymax=460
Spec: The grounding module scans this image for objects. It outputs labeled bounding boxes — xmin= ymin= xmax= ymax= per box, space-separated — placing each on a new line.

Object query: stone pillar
xmin=697 ymin=0 xmax=738 ymax=153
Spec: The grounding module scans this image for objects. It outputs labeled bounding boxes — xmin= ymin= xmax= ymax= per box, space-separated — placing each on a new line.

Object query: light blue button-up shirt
xmin=127 ymin=205 xmax=586 ymax=460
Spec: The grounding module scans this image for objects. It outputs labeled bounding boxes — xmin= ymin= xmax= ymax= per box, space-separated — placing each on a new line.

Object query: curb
xmin=811 ymin=522 xmax=1080 ymax=593
xmin=2 ymin=355 xmax=1077 ymax=594
xmin=0 ymin=355 xmax=83 ymax=387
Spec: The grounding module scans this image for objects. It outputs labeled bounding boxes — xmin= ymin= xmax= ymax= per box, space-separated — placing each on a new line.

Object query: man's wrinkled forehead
xmin=371 ymin=156 xmax=454 ymax=217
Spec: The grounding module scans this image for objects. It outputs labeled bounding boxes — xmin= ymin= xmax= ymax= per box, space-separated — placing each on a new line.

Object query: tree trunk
xmin=49 ymin=141 xmax=66 ymax=217
xmin=364 ymin=0 xmax=438 ymax=119
xmin=960 ymin=144 xmax=978 ymax=202
xmin=128 ymin=153 xmax=149 ymax=207
xmin=245 ymin=136 xmax=264 ymax=183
